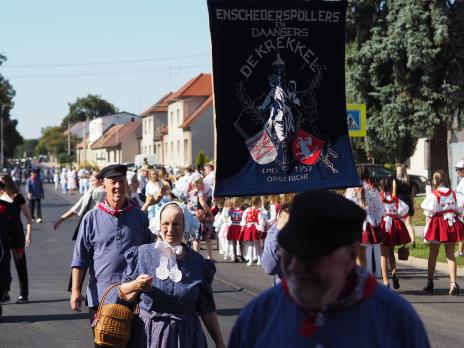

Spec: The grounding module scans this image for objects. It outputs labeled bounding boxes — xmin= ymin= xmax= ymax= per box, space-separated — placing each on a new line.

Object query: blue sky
xmin=0 ymin=0 xmax=212 ymax=139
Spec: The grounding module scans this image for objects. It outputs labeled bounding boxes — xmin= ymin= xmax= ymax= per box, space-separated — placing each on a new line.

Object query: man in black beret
xmin=70 ymin=164 xmax=153 ymax=347
xmin=229 ymin=190 xmax=430 ymax=348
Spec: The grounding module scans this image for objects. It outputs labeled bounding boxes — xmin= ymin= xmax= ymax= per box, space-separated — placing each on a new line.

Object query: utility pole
xmin=67 ymin=122 xmax=71 ymax=155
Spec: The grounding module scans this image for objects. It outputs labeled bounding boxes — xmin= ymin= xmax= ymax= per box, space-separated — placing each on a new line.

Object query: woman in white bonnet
xmin=118 ymin=202 xmax=225 ymax=348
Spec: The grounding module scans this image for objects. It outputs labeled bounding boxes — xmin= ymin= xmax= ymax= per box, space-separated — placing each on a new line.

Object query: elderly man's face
xmin=456 ymin=168 xmax=464 ymax=178
xmin=103 ymin=176 xmax=127 ymax=206
xmin=280 ymin=243 xmax=358 ymax=311
xmin=160 ymin=205 xmax=184 ymax=245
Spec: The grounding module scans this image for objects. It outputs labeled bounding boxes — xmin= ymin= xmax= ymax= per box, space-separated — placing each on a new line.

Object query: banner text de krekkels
xmin=240 ymin=37 xmax=318 ymax=78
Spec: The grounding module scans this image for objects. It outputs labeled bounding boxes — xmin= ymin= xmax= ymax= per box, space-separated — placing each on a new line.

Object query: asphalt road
xmin=1 ymin=184 xmax=464 ymax=347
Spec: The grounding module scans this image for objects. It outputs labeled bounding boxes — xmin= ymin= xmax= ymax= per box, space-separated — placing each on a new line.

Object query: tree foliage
xmin=61 ymin=94 xmax=117 ymax=128
xmin=36 ymin=126 xmax=79 ymax=158
xmin=346 ymin=0 xmax=464 ymax=173
xmin=195 ymin=150 xmax=209 ymax=169
xmin=15 ymin=138 xmax=38 ymax=158
xmin=0 ymin=54 xmax=24 ymax=159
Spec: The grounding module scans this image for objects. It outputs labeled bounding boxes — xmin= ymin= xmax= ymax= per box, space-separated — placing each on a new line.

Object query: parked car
xmin=356 ymin=164 xmax=428 ymax=196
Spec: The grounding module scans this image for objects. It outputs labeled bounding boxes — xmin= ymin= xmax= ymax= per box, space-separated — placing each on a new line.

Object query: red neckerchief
xmin=281 ymin=268 xmax=377 ymax=337
xmin=98 ymin=199 xmax=133 ymax=217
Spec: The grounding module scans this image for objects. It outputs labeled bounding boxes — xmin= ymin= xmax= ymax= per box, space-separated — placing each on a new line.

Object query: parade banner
xmin=208 ymin=0 xmax=360 ymax=197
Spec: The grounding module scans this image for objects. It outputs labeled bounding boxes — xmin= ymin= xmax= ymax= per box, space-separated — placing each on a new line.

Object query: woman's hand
xmin=135 ymin=274 xmax=153 ymax=292
xmin=25 ymin=234 xmax=31 ymax=247
xmin=53 ymin=219 xmax=62 ymax=230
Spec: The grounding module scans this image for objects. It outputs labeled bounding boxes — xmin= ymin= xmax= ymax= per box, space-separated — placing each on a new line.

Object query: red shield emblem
xmin=246 ymin=130 xmax=277 ymax=164
xmin=292 ymin=130 xmax=325 ymax=165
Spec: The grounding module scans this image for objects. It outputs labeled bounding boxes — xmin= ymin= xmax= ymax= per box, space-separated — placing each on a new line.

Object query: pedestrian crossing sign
xmin=346 ymin=104 xmax=366 ymax=137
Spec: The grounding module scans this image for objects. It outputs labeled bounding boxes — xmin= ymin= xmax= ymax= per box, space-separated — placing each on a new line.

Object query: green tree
xmin=61 ymin=94 xmax=118 ymax=128
xmin=14 ymin=138 xmax=38 ymax=158
xmin=36 ymin=126 xmax=79 ymax=158
xmin=346 ymin=0 xmax=464 ymax=173
xmin=0 ymin=54 xmax=24 ymax=160
xmin=195 ymin=150 xmax=209 ymax=169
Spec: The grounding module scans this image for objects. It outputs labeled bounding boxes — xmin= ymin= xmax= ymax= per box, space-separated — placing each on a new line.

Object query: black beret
xmin=100 ymin=164 xmax=128 ymax=179
xmin=278 ymin=190 xmax=366 ymax=259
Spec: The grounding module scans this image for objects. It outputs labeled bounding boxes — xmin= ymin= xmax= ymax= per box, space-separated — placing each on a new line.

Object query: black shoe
xmin=423 ymin=279 xmax=434 ymax=293
xmin=239 ymin=256 xmax=247 ymax=262
xmin=0 ymin=291 xmax=10 ymax=303
xmin=16 ymin=296 xmax=29 ymax=304
xmin=392 ymin=274 xmax=400 ymax=290
xmin=449 ymin=282 xmax=460 ymax=296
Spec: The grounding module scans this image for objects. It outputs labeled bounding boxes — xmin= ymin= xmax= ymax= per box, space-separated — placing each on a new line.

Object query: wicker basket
xmin=93 ymin=284 xmax=137 ymax=347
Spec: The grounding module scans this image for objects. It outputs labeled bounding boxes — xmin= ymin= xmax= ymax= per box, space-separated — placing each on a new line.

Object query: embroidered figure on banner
xmin=234 ymin=53 xmax=338 ymax=172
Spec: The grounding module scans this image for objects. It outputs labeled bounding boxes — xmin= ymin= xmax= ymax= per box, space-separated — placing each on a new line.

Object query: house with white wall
xmin=90 ymin=119 xmax=141 ymax=169
xmin=162 ymin=73 xmax=214 ymax=169
xmin=140 ymin=92 xmax=173 ymax=164
xmin=76 ymin=112 xmax=139 ymax=166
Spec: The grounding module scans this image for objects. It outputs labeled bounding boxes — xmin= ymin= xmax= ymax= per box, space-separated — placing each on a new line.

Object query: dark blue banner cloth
xmin=208 ymin=0 xmax=360 ymax=197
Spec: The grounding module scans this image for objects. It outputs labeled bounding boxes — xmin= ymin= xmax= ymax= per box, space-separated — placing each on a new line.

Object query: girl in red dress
xmin=240 ymin=196 xmax=266 ymax=266
xmin=225 ymin=198 xmax=243 ymax=262
xmin=421 ymin=170 xmax=464 ymax=295
xmin=379 ymin=179 xmax=411 ymax=289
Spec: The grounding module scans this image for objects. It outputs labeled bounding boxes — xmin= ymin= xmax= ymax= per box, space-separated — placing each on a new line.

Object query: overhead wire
xmin=4 ymin=64 xmax=211 ymax=79
xmin=2 ymin=53 xmax=209 ymax=68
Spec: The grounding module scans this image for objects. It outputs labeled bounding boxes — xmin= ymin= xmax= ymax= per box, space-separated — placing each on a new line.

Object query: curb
xmin=396 ymin=255 xmax=464 ymax=278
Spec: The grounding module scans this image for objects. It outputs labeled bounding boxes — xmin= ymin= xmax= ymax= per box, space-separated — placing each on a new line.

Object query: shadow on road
xmin=213 ymin=289 xmax=243 ymax=294
xmin=1 ymin=298 xmax=69 ymax=306
xmin=216 ymin=308 xmax=242 ymax=316
xmin=0 ymin=312 xmax=89 ymax=323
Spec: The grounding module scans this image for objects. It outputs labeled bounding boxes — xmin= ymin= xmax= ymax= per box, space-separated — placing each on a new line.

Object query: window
xmin=184 ymin=139 xmax=188 ymax=164
xmin=165 ymin=142 xmax=168 ymax=155
xmin=170 ymin=112 xmax=174 ymax=126
xmin=177 ymin=109 xmax=180 ymax=124
xmin=170 ymin=142 xmax=174 ymax=155
xmin=177 ymin=140 xmax=180 ymax=155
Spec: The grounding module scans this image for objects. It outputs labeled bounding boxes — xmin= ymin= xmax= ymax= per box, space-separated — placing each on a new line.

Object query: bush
xmin=195 ymin=150 xmax=209 ymax=169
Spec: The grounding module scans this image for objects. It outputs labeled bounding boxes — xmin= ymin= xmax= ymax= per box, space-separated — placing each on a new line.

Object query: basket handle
xmin=96 ymin=283 xmax=120 ymax=318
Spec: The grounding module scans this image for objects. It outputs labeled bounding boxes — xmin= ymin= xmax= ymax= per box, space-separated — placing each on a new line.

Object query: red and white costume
xmin=240 ymin=208 xmax=266 ymax=241
xmin=227 ymin=208 xmax=244 ymax=241
xmin=422 ymin=187 xmax=464 ymax=243
xmin=380 ymin=193 xmax=411 ymax=246
xmin=345 ymin=181 xmax=383 ymax=245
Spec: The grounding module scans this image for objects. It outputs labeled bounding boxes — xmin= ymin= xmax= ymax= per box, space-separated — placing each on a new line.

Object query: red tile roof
xmin=179 ymin=94 xmax=213 ymax=128
xmin=140 ymin=92 xmax=174 ymax=117
xmin=170 ymin=73 xmax=212 ymax=100
xmin=91 ymin=120 xmax=141 ymax=149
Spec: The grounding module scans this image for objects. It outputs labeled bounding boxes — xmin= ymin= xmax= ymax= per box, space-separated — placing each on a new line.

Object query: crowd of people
xmin=3 ymin=158 xmax=464 ymax=346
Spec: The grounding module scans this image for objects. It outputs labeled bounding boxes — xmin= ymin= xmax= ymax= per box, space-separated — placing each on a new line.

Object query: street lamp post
xmin=0 ymin=105 xmax=4 ymax=171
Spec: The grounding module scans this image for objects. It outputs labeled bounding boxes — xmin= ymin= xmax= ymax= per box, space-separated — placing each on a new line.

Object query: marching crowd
xmin=2 ymin=159 xmax=464 ymax=346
